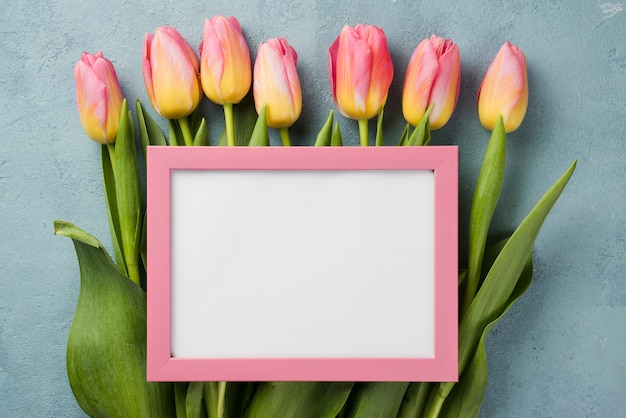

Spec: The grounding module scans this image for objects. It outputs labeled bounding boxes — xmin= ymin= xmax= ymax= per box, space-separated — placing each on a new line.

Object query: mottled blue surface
xmin=1 ymin=0 xmax=624 ymax=416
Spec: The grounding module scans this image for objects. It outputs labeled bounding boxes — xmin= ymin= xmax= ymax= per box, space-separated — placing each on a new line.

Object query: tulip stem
xmin=178 ymin=117 xmax=194 ymax=146
xmin=358 ymin=118 xmax=369 ymax=146
xmin=279 ymin=127 xmax=291 ymax=146
xmin=107 ymin=144 xmax=116 ymax=173
xmin=223 ymin=103 xmax=235 ymax=147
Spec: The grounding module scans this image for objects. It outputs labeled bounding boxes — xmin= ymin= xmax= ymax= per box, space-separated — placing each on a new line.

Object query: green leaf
xmin=243 ymin=382 xmax=353 ymax=418
xmin=140 ymin=214 xmax=147 ymax=274
xmin=398 ymin=123 xmax=410 ymax=146
xmin=114 ymin=100 xmax=143 ymax=286
xmin=136 ymin=99 xmax=166 ymax=160
xmin=440 ymin=240 xmax=534 ymax=418
xmin=405 ymin=106 xmax=432 ymax=146
xmin=331 ymin=122 xmax=343 ymax=146
xmin=463 ymin=115 xmax=506 ymax=313
xmin=175 ymin=383 xmax=189 ymax=418
xmin=169 ymin=120 xmax=182 ymax=146
xmin=435 ymin=159 xmax=577 ymax=406
xmin=375 ymin=107 xmax=384 ymax=146
xmin=248 ymin=105 xmax=269 ymax=146
xmin=101 ymin=145 xmax=127 ymax=276
xmin=193 ymin=118 xmax=210 ymax=146
xmin=315 ymin=110 xmax=334 ymax=146
xmin=397 ymin=382 xmax=432 ymax=418
xmin=342 ymin=382 xmax=409 ymax=418
xmin=54 ymin=221 xmax=174 ymax=417
xmin=186 ymin=382 xmax=207 ymax=418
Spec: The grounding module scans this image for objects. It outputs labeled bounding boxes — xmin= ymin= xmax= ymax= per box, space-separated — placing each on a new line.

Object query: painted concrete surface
xmin=1 ymin=0 xmax=624 ymax=416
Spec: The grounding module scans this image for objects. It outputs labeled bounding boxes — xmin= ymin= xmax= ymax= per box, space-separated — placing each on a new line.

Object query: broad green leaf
xmin=186 ymin=382 xmax=207 ymax=418
xmin=398 ymin=123 xmax=410 ymax=146
xmin=190 ymin=105 xmax=203 ymax=136
xmin=169 ymin=120 xmax=182 ymax=146
xmin=193 ymin=118 xmax=210 ymax=146
xmin=375 ymin=107 xmax=384 ymax=146
xmin=114 ymin=100 xmax=143 ymax=286
xmin=315 ymin=110 xmax=334 ymax=146
xmin=136 ymin=99 xmax=166 ymax=160
xmin=248 ymin=105 xmax=269 ymax=146
xmin=463 ymin=115 xmax=506 ymax=313
xmin=101 ymin=145 xmax=127 ymax=276
xmin=397 ymin=382 xmax=432 ymax=418
xmin=204 ymin=382 xmax=253 ymax=418
xmin=54 ymin=221 xmax=173 ymax=417
xmin=175 ymin=383 xmax=189 ymax=418
xmin=440 ymin=240 xmax=533 ymax=418
xmin=435 ymin=159 xmax=577 ymax=406
xmin=243 ymin=382 xmax=353 ymax=418
xmin=342 ymin=382 xmax=409 ymax=418
xmin=331 ymin=122 xmax=343 ymax=146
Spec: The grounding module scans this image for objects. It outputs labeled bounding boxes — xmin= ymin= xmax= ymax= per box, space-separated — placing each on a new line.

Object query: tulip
xmin=477 ymin=41 xmax=528 ymax=132
xmin=253 ymin=37 xmax=302 ymax=145
xmin=74 ymin=52 xmax=124 ymax=144
xmin=200 ymin=16 xmax=251 ymax=105
xmin=143 ymin=27 xmax=201 ymax=124
xmin=402 ymin=35 xmax=460 ymax=130
xmin=328 ymin=24 xmax=393 ymax=145
xmin=200 ymin=16 xmax=251 ymax=146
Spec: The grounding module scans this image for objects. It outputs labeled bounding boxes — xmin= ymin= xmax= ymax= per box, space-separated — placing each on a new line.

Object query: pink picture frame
xmin=147 ymin=146 xmax=458 ymax=382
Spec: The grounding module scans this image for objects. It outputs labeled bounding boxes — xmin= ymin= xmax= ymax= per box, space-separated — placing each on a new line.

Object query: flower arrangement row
xmin=76 ymin=16 xmax=528 ymax=150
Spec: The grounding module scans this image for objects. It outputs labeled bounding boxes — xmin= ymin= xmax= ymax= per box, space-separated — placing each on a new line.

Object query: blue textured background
xmin=1 ymin=0 xmax=624 ymax=416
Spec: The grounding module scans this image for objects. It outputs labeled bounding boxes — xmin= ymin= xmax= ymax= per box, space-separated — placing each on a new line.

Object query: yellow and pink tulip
xmin=142 ymin=26 xmax=201 ymax=120
xmin=328 ymin=24 xmax=393 ymax=145
xmin=402 ymin=35 xmax=460 ymax=130
xmin=74 ymin=52 xmax=124 ymax=144
xmin=477 ymin=41 xmax=528 ymax=132
xmin=253 ymin=37 xmax=302 ymax=145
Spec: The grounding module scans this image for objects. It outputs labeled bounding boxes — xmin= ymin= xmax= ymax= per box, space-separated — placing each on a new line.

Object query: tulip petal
xmin=428 ymin=41 xmax=460 ymax=129
xmin=76 ymin=61 xmax=108 ymax=142
xmin=335 ymin=26 xmax=372 ymax=119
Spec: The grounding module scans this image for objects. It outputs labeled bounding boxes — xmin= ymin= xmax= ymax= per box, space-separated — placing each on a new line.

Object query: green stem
xmin=423 ymin=388 xmax=446 ymax=418
xmin=107 ymin=143 xmax=116 ymax=173
xmin=462 ymin=115 xmax=506 ymax=315
xmin=358 ymin=118 xmax=369 ymax=146
xmin=223 ymin=103 xmax=235 ymax=147
xmin=279 ymin=127 xmax=291 ymax=146
xmin=126 ymin=260 xmax=141 ymax=287
xmin=178 ymin=117 xmax=194 ymax=146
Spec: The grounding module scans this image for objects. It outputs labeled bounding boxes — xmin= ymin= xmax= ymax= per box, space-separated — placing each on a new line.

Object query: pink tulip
xmin=477 ymin=41 xmax=528 ymax=132
xmin=402 ymin=35 xmax=460 ymax=130
xmin=143 ymin=27 xmax=201 ymax=119
xmin=74 ymin=52 xmax=124 ymax=144
xmin=200 ymin=16 xmax=251 ymax=105
xmin=253 ymin=37 xmax=302 ymax=129
xmin=328 ymin=25 xmax=394 ymax=120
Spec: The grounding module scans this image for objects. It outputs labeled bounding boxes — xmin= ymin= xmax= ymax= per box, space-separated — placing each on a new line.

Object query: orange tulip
xmin=253 ymin=37 xmax=302 ymax=129
xmin=402 ymin=35 xmax=460 ymax=129
xmin=328 ymin=25 xmax=393 ymax=120
xmin=143 ymin=26 xmax=201 ymax=119
xmin=74 ymin=52 xmax=124 ymax=144
xmin=477 ymin=41 xmax=528 ymax=132
xmin=199 ymin=16 xmax=251 ymax=105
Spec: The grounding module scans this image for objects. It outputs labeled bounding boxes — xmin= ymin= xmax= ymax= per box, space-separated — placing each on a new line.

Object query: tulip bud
xmin=402 ymin=35 xmax=460 ymax=130
xmin=74 ymin=52 xmax=124 ymax=144
xmin=200 ymin=16 xmax=251 ymax=105
xmin=253 ymin=38 xmax=302 ymax=128
xmin=328 ymin=25 xmax=394 ymax=120
xmin=143 ymin=26 xmax=201 ymax=119
xmin=477 ymin=41 xmax=528 ymax=132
